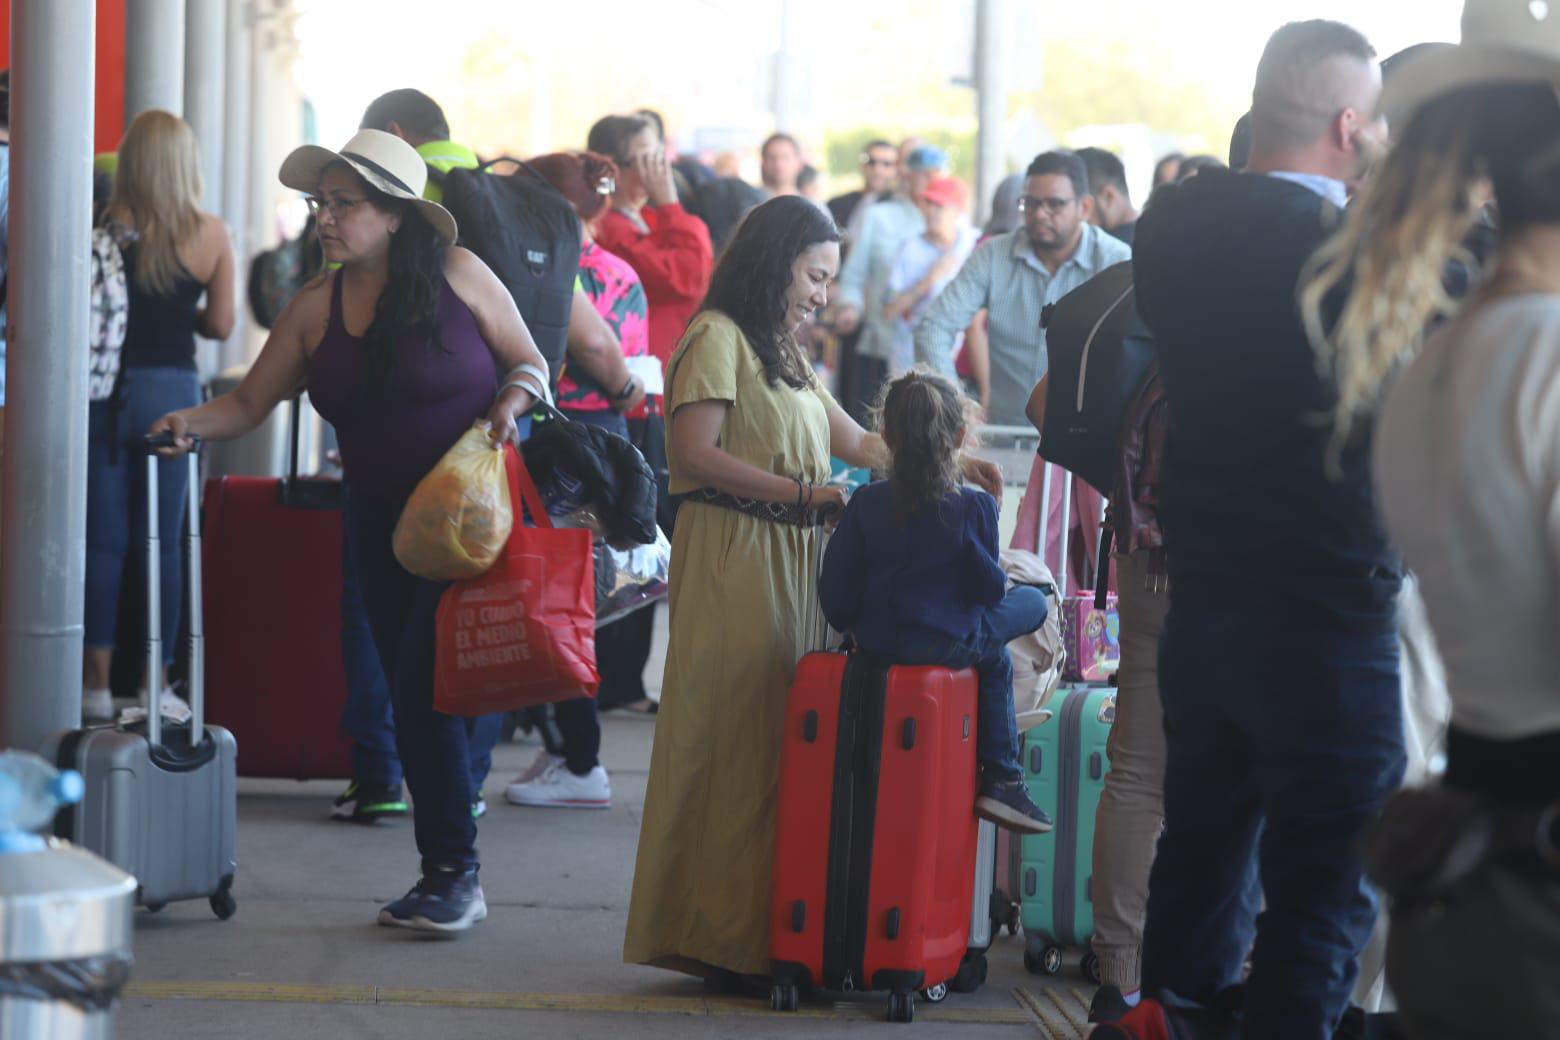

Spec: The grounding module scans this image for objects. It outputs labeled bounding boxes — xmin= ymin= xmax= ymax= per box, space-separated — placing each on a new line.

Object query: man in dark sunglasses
xmin=827 ymin=139 xmax=899 ymax=256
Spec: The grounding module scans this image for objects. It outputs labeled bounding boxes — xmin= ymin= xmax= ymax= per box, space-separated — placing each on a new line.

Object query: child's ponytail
xmin=878 ymin=368 xmax=970 ymax=519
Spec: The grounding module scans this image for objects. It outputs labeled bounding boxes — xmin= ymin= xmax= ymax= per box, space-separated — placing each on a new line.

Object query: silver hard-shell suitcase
xmin=47 ymin=435 xmax=238 ymax=917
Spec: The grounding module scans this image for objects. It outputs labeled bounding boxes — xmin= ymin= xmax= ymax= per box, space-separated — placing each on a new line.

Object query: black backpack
xmin=1040 ymin=261 xmax=1158 ymax=496
xmin=432 ymin=159 xmax=581 ymax=385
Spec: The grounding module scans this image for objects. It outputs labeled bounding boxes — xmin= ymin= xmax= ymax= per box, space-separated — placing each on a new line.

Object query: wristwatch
xmin=614 ymin=376 xmax=638 ymax=402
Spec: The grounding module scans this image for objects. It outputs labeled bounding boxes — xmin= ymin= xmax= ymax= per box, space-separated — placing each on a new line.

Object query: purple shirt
xmin=309 ymin=272 xmax=496 ymax=504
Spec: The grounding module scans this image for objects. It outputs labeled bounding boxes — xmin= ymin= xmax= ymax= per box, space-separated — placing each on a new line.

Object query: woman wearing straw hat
xmin=1303 ymin=0 xmax=1560 ymax=1032
xmin=149 ymin=129 xmax=552 ymax=934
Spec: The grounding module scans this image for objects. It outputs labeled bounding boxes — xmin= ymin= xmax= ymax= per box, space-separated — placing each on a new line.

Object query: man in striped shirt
xmin=915 ymin=150 xmax=1130 ymax=426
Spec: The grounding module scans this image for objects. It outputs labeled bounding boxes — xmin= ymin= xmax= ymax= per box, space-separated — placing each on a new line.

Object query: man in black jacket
xmin=1120 ymin=21 xmax=1404 ymax=1040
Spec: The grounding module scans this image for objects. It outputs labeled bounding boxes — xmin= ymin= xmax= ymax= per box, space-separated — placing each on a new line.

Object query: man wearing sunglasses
xmin=827 ymin=139 xmax=899 ymax=255
xmin=914 ymin=149 xmax=1130 ymax=427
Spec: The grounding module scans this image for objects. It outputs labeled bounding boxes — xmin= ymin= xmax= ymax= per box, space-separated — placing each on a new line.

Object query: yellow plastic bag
xmin=393 ymin=423 xmax=513 ymax=581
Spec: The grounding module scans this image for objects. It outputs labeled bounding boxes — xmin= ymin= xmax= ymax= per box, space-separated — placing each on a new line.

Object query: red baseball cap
xmin=919 ymin=176 xmax=968 ymax=210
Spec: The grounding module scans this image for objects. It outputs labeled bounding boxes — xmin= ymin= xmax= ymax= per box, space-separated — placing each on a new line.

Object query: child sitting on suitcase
xmin=819 ymin=369 xmax=1053 ymax=834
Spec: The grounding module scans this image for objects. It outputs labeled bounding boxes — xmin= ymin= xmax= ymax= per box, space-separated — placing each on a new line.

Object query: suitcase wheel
xmin=887 ymin=990 xmax=915 ymax=1023
xmin=144 ymin=902 xmax=167 ymax=914
xmin=1024 ymin=943 xmax=1063 ymax=976
xmin=950 ymin=949 xmax=989 ymax=993
xmin=210 ymin=885 xmax=237 ymax=921
xmin=769 ymin=984 xmax=800 ymax=1013
xmin=921 ymin=982 xmax=948 ymax=1004
xmin=1080 ymin=951 xmax=1102 ymax=985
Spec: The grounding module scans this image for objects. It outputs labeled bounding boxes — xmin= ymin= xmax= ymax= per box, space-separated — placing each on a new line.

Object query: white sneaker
xmin=82 ymin=688 xmax=115 ymax=723
xmin=158 ymin=689 xmax=193 ymax=723
xmin=512 ymin=749 xmax=564 ymax=786
xmin=505 ymin=762 xmax=611 ymax=809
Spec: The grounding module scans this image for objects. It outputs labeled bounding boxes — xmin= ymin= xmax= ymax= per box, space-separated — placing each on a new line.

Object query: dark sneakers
xmin=331 ymin=781 xmax=409 ymax=823
xmin=1090 ymin=984 xmax=1134 ymax=1023
xmin=377 ymin=866 xmax=487 ymax=935
xmin=976 ymin=778 xmax=1054 ymax=834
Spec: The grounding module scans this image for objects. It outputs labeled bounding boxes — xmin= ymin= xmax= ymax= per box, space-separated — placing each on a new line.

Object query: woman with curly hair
xmin=150 ymin=129 xmax=551 ymax=934
xmin=623 ymin=196 xmax=1001 ymax=988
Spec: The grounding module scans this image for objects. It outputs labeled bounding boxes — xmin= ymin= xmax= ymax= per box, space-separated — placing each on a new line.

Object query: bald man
xmin=1113 ymin=21 xmax=1402 ymax=1040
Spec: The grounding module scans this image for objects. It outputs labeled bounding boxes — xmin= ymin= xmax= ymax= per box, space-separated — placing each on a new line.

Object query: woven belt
xmin=689 ymin=488 xmax=829 ymax=528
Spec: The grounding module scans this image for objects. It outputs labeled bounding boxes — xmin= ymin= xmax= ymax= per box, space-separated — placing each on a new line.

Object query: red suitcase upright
xmin=769 ymin=651 xmax=986 ymax=1023
xmin=202 ymin=401 xmax=354 ymax=779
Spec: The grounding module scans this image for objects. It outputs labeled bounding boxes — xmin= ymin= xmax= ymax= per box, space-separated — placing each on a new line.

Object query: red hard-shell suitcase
xmin=201 ymin=402 xmax=353 ymax=779
xmin=769 ymin=651 xmax=986 ymax=1023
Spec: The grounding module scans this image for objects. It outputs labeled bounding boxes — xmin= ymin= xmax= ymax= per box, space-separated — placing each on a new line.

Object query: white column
xmin=0 ymin=0 xmax=96 ymax=749
xmin=219 ymin=0 xmax=253 ymax=374
xmin=185 ymin=0 xmax=227 ymax=378
xmin=124 ymin=0 xmax=188 ymax=121
xmin=974 ymin=0 xmax=1008 ymax=225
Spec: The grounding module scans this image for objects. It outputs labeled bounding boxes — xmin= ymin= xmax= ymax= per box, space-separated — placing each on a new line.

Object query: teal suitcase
xmin=1018 ymin=685 xmax=1114 ymax=981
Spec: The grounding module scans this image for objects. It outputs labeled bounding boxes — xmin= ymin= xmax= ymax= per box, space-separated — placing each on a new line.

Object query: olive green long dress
xmin=623 ymin=311 xmax=835 ymax=978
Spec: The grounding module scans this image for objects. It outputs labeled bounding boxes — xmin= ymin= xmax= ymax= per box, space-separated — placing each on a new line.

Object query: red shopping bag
xmin=433 ymin=444 xmax=599 ymax=716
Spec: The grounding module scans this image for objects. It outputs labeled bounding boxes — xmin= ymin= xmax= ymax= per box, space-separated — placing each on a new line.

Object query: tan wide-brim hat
xmin=1381 ymin=0 xmax=1560 ymax=124
xmin=279 ymin=128 xmax=458 ymax=247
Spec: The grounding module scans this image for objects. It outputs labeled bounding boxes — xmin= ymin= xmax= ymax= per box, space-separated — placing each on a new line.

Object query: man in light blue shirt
xmin=831 ymin=141 xmax=948 ymax=417
xmin=915 ymin=150 xmax=1131 ymax=427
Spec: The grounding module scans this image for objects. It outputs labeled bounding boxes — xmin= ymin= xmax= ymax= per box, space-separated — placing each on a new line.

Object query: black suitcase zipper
xmin=1053 ymin=688 xmax=1086 ymax=943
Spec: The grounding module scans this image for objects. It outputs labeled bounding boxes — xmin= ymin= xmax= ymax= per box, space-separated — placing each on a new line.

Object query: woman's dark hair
xmin=878 ymin=368 xmax=968 ymax=518
xmin=701 ymin=195 xmax=840 ymax=390
xmin=327 ymin=161 xmax=448 ymax=390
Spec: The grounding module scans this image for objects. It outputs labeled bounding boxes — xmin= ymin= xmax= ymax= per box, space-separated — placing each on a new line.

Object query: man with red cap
xmin=881 ymin=175 xmax=978 ymax=377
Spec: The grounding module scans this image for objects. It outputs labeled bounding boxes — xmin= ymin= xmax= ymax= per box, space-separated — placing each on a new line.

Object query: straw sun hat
xmin=279 ymin=128 xmax=458 ymax=247
xmin=1382 ymin=0 xmax=1560 ymax=123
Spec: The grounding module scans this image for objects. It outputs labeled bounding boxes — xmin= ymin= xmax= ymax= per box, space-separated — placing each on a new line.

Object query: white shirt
xmin=884 ymin=225 xmax=979 ymax=374
xmin=1268 ymin=171 xmax=1348 ymax=210
xmin=1374 ymin=295 xmax=1560 ymax=740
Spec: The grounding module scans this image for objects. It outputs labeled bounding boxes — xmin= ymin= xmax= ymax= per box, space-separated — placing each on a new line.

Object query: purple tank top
xmin=309 ymin=272 xmax=497 ymax=504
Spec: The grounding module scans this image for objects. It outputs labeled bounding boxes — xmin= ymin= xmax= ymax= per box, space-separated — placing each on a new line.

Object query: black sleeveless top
xmin=121 ymin=242 xmax=205 ymax=370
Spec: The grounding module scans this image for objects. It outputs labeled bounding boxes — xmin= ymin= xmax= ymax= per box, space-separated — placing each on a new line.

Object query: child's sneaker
xmin=377 ymin=866 xmax=486 ymax=935
xmin=976 ymin=778 xmax=1053 ymax=834
xmin=82 ymin=688 xmax=115 ymax=723
xmin=512 ymin=748 xmax=564 ymax=786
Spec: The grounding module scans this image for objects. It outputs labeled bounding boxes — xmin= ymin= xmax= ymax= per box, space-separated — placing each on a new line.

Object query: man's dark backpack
xmin=1039 ymin=260 xmax=1157 ymax=496
xmin=432 ymin=159 xmax=581 ymax=385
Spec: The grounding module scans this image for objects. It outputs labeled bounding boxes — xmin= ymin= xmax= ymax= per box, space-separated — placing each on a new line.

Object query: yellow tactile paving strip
xmin=124 ymin=980 xmax=1092 ymax=1034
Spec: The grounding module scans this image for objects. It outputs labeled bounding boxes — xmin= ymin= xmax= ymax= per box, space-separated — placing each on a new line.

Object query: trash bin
xmin=0 ymin=752 xmax=136 ymax=1040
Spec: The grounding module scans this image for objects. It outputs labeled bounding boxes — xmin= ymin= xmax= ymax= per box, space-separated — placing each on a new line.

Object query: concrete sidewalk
xmin=117 ymin=620 xmax=1091 ymax=1038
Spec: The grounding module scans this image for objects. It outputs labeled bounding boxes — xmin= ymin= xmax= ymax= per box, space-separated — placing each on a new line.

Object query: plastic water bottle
xmin=0 ymin=750 xmax=83 ymax=854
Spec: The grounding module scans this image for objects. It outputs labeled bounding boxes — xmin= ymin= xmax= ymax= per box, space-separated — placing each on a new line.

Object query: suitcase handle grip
xmin=144 ymin=431 xmax=202 ymax=454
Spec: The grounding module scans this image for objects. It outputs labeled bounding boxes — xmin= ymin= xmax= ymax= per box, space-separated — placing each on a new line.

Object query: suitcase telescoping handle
xmin=143 ymin=432 xmax=204 ymax=750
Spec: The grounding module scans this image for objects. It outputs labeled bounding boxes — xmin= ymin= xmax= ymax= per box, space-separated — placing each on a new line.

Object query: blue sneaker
xmin=976 ymin=778 xmax=1054 ymax=835
xmin=377 ymin=866 xmax=487 ymax=935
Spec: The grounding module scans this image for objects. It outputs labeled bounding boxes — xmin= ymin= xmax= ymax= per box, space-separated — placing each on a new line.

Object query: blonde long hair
xmin=108 ymin=110 xmax=204 ymax=295
xmin=1300 ymin=97 xmax=1486 ymax=454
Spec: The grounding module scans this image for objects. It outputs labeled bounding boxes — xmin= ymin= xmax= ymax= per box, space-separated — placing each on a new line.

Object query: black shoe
xmin=975 ymin=778 xmax=1054 ymax=834
xmin=1090 ymin=984 xmax=1132 ymax=1023
xmin=331 ymin=781 xmax=409 ymax=823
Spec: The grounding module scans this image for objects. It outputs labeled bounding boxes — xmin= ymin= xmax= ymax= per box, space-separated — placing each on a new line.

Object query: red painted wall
xmin=0 ymin=0 xmax=127 ymax=153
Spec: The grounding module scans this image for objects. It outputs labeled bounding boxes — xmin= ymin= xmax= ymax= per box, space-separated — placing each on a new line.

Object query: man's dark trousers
xmin=1141 ymin=594 xmax=1406 ymax=1040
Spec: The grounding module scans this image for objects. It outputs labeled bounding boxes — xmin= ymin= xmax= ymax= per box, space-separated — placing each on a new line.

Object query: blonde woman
xmin=82 ymin=110 xmax=235 ymax=722
xmin=1304 ymin=4 xmax=1560 ymax=1033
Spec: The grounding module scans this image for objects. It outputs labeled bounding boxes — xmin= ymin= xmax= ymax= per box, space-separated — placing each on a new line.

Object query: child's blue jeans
xmin=866 ymin=584 xmax=1048 ymax=782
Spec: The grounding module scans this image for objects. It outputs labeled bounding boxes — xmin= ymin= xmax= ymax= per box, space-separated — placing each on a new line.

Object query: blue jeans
xmin=84 ymin=367 xmax=201 ymax=660
xmin=1141 ymin=597 xmax=1406 ymax=1040
xmin=865 ymin=584 xmax=1047 ymax=782
xmin=344 ymin=490 xmax=487 ymax=872
xmin=337 ymin=484 xmax=501 ymax=790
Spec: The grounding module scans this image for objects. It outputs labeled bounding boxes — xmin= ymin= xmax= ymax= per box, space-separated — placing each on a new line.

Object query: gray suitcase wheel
xmin=210 ymin=884 xmax=236 ymax=920
xmin=144 ymin=901 xmax=166 ymax=913
xmin=921 ymin=982 xmax=948 ymax=1003
xmin=1081 ymin=951 xmax=1102 ymax=984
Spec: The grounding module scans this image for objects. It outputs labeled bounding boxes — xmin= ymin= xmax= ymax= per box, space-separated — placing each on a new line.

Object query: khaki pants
xmin=1090 ymin=550 xmax=1169 ymax=991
